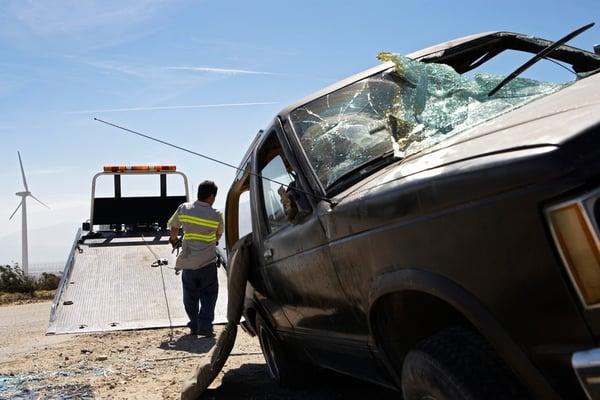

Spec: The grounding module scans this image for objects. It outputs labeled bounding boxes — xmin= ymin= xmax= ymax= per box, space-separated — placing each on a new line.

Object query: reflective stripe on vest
xmin=178 ymin=214 xmax=220 ymax=229
xmin=183 ymin=232 xmax=217 ymax=242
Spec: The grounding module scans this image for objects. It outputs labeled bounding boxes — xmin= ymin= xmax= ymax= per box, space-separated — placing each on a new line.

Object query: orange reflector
xmin=103 ymin=165 xmax=177 ymax=172
xmin=156 ymin=165 xmax=176 ymax=171
xmin=548 ymin=203 xmax=600 ymax=306
xmin=103 ymin=165 xmax=126 ymax=172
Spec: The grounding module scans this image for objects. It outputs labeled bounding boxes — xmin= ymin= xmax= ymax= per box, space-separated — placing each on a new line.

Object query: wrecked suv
xmin=225 ymin=28 xmax=600 ymax=399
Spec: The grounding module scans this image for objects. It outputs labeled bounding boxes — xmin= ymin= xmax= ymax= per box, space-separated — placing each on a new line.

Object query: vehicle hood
xmin=342 ymin=72 xmax=600 ymax=197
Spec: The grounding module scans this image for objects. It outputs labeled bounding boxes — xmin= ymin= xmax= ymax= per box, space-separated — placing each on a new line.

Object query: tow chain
xmin=140 ymin=234 xmax=176 ymax=348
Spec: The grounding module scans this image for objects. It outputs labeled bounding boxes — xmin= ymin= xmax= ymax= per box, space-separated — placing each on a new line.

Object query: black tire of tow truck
xmin=255 ymin=314 xmax=311 ymax=387
xmin=401 ymin=326 xmax=529 ymax=400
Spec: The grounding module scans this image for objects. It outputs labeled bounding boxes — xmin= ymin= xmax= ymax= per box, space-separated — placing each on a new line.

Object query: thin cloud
xmin=0 ymin=1 xmax=190 ymax=53
xmin=167 ymin=66 xmax=286 ymax=76
xmin=1 ymin=0 xmax=178 ymax=37
xmin=79 ymin=59 xmax=147 ymax=78
xmin=0 ymin=168 xmax=65 ymax=179
xmin=29 ymin=168 xmax=66 ymax=176
xmin=67 ymin=101 xmax=279 ymax=114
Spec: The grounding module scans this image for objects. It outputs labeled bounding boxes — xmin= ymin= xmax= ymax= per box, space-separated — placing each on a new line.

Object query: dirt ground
xmin=0 ymin=301 xmax=398 ymax=399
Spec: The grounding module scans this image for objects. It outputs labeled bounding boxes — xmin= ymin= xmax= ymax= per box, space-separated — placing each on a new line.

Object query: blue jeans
xmin=181 ymin=263 xmax=218 ymax=332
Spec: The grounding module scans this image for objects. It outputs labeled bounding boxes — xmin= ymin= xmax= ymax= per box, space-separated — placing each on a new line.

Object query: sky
xmin=1 ymin=0 xmax=599 ymax=265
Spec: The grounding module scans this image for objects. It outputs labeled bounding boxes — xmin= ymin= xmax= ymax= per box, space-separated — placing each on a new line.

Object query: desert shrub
xmin=0 ymin=264 xmax=61 ymax=293
xmin=36 ymin=272 xmax=61 ymax=290
xmin=0 ymin=264 xmax=35 ymax=293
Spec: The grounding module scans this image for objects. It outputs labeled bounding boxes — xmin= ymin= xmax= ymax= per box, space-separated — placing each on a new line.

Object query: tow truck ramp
xmin=48 ymin=232 xmax=228 ymax=335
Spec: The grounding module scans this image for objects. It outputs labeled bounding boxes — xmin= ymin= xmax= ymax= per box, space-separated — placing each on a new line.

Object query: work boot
xmin=187 ymin=322 xmax=198 ymax=336
xmin=196 ymin=328 xmax=215 ymax=338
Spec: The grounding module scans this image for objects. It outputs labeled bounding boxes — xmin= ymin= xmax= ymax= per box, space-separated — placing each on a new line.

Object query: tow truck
xmin=48 ymin=164 xmax=228 ymax=335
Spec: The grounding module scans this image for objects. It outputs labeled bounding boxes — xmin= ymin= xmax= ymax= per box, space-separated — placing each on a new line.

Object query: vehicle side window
xmin=237 ymin=191 xmax=252 ymax=238
xmin=224 ymin=156 xmax=252 ymax=250
xmin=260 ymin=154 xmax=295 ymax=233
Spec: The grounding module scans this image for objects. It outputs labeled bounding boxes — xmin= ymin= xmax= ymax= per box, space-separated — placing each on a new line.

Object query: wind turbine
xmin=8 ymin=152 xmax=50 ymax=275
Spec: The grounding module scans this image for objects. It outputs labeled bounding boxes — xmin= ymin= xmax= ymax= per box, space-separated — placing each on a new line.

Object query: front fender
xmin=368 ymin=268 xmax=559 ymax=400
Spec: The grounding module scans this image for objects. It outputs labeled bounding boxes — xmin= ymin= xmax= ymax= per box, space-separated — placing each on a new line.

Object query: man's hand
xmin=169 ymin=226 xmax=181 ymax=250
xmin=169 ymin=236 xmax=182 ymax=250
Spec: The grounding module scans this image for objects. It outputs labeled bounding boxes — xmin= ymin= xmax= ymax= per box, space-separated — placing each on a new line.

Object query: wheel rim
xmin=258 ymin=326 xmax=280 ymax=380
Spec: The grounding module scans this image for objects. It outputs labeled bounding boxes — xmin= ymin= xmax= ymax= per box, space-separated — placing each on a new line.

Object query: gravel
xmin=0 ymin=301 xmax=397 ymax=399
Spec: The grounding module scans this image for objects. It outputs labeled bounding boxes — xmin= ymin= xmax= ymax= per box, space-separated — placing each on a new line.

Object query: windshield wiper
xmin=327 ymin=150 xmax=398 ymax=191
xmin=488 ymin=22 xmax=595 ymax=96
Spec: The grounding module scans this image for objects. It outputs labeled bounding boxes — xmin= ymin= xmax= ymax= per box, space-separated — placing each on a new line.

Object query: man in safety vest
xmin=168 ymin=180 xmax=224 ymax=337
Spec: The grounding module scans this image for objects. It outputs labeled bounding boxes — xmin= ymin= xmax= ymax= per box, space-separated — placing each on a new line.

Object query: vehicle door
xmin=250 ymin=122 xmax=349 ymax=339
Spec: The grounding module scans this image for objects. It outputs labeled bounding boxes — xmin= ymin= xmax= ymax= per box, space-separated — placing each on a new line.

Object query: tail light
xmin=547 ymin=190 xmax=600 ymax=308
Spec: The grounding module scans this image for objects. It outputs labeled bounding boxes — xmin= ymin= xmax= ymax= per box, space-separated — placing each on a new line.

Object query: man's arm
xmin=170 ymin=226 xmax=180 ymax=242
xmin=168 ymin=207 xmax=181 ymax=247
xmin=216 ymin=214 xmax=224 ymax=241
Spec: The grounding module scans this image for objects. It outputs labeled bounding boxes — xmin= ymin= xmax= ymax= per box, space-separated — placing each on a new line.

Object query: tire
xmin=401 ymin=327 xmax=528 ymax=400
xmin=255 ymin=314 xmax=310 ymax=387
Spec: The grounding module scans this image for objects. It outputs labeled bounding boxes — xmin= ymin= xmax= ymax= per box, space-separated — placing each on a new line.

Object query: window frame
xmin=255 ymin=131 xmax=294 ymax=236
xmin=253 ymin=119 xmax=317 ymax=239
xmin=259 ymin=153 xmax=297 ymax=234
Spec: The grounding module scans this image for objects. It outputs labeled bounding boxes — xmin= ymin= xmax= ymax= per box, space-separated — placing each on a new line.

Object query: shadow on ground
xmin=158 ymin=334 xmax=216 ymax=354
xmin=203 ymin=363 xmax=398 ymax=399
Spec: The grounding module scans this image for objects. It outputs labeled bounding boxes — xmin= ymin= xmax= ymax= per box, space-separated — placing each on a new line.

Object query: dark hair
xmin=197 ymin=180 xmax=218 ymax=201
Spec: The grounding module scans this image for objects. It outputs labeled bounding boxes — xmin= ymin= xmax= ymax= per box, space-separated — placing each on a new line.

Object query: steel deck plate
xmin=48 ymin=237 xmax=228 ymax=335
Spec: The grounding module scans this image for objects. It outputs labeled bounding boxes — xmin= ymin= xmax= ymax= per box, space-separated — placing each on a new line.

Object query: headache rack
xmin=88 ymin=165 xmax=190 ymax=231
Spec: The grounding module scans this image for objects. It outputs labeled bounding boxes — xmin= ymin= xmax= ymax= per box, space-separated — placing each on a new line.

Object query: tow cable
xmin=140 ymin=234 xmax=176 ymax=348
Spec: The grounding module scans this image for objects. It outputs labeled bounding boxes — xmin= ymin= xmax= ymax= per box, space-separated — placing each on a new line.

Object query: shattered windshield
xmin=289 ymin=54 xmax=566 ymax=190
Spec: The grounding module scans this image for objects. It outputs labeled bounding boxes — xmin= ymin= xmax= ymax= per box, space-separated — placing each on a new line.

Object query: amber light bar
xmin=103 ymin=165 xmax=176 ymax=172
xmin=547 ymin=202 xmax=600 ymax=307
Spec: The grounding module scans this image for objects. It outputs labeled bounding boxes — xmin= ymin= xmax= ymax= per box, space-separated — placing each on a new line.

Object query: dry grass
xmin=0 ymin=290 xmax=55 ymax=306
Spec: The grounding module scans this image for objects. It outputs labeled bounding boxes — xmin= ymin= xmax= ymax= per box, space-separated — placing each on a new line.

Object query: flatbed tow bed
xmin=48 ymin=165 xmax=228 ymax=335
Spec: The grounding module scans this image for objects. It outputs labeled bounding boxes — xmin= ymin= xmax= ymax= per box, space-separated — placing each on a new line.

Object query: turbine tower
xmin=8 ymin=152 xmax=49 ymax=275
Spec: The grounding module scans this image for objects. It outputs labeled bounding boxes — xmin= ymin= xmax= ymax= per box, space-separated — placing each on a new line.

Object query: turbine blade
xmin=17 ymin=151 xmax=29 ymax=192
xmin=30 ymin=194 xmax=50 ymax=209
xmin=9 ymin=202 xmax=22 ymax=220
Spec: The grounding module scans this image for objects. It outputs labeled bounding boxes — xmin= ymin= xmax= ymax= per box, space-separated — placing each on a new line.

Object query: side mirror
xmin=82 ymin=222 xmax=91 ymax=231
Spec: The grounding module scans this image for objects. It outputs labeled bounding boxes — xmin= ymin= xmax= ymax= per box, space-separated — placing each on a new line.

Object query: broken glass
xmin=289 ymin=53 xmax=566 ymax=190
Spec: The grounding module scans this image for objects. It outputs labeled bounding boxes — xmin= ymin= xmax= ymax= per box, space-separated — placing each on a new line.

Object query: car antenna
xmin=488 ymin=22 xmax=595 ymax=97
xmin=93 ymin=118 xmax=337 ymax=206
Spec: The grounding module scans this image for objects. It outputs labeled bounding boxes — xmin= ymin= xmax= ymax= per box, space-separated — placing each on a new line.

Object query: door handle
xmin=263 ymin=248 xmax=273 ymax=260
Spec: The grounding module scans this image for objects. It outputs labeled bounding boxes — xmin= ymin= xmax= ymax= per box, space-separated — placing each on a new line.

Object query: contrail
xmin=68 ymin=101 xmax=279 ymax=114
xmin=167 ymin=66 xmax=285 ymax=76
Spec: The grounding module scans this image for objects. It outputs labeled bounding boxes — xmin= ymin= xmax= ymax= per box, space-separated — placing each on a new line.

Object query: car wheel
xmin=401 ymin=327 xmax=528 ymax=400
xmin=255 ymin=314 xmax=309 ymax=387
